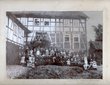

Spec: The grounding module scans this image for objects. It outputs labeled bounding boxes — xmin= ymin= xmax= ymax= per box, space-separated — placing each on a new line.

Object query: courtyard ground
xmin=6 ymin=65 xmax=31 ymax=79
xmin=7 ymin=65 xmax=102 ymax=79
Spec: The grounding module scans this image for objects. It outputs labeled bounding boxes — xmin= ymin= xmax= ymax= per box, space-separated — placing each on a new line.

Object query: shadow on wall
xmin=6 ymin=41 xmax=21 ymax=65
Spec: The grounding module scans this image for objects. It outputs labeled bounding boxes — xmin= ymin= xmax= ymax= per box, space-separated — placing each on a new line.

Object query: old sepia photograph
xmin=6 ymin=11 xmax=102 ymax=79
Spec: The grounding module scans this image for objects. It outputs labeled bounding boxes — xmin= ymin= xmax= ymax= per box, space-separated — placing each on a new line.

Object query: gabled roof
xmin=9 ymin=11 xmax=88 ymax=19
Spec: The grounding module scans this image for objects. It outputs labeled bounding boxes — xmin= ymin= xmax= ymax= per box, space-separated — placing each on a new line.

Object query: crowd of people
xmin=20 ymin=47 xmax=97 ymax=70
xmin=20 ymin=47 xmax=85 ymax=68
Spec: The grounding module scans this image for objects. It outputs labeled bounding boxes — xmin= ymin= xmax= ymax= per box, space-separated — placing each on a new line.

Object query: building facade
xmin=6 ymin=11 xmax=88 ymax=65
xmin=6 ymin=12 xmax=30 ymax=65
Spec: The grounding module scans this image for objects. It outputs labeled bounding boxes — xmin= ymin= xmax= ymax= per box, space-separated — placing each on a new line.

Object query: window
xmin=73 ymin=20 xmax=79 ymax=28
xmin=65 ymin=35 xmax=70 ymax=42
xmin=34 ymin=19 xmax=40 ymax=25
xmin=65 ymin=37 xmax=69 ymax=42
xmin=64 ymin=34 xmax=70 ymax=49
xmin=74 ymin=37 xmax=79 ymax=42
xmin=64 ymin=19 xmax=70 ymax=26
xmin=73 ymin=35 xmax=79 ymax=49
xmin=44 ymin=21 xmax=49 ymax=26
xmin=13 ymin=23 xmax=18 ymax=35
xmin=51 ymin=19 xmax=55 ymax=22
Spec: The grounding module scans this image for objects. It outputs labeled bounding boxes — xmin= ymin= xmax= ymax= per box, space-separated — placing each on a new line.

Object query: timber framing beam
xmin=6 ymin=12 xmax=31 ymax=34
xmin=9 ymin=11 xmax=88 ymax=19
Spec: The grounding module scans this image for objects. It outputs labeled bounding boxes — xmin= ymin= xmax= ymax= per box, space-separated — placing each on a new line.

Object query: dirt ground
xmin=7 ymin=65 xmax=31 ymax=79
xmin=14 ymin=65 xmax=102 ymax=79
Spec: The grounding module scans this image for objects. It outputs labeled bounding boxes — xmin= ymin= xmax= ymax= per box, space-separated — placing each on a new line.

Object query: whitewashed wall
xmin=6 ymin=17 xmax=24 ymax=46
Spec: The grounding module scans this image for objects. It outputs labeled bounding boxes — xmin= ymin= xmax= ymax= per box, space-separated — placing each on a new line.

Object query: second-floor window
xmin=44 ymin=21 xmax=49 ymax=26
xmin=35 ymin=19 xmax=40 ymax=25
